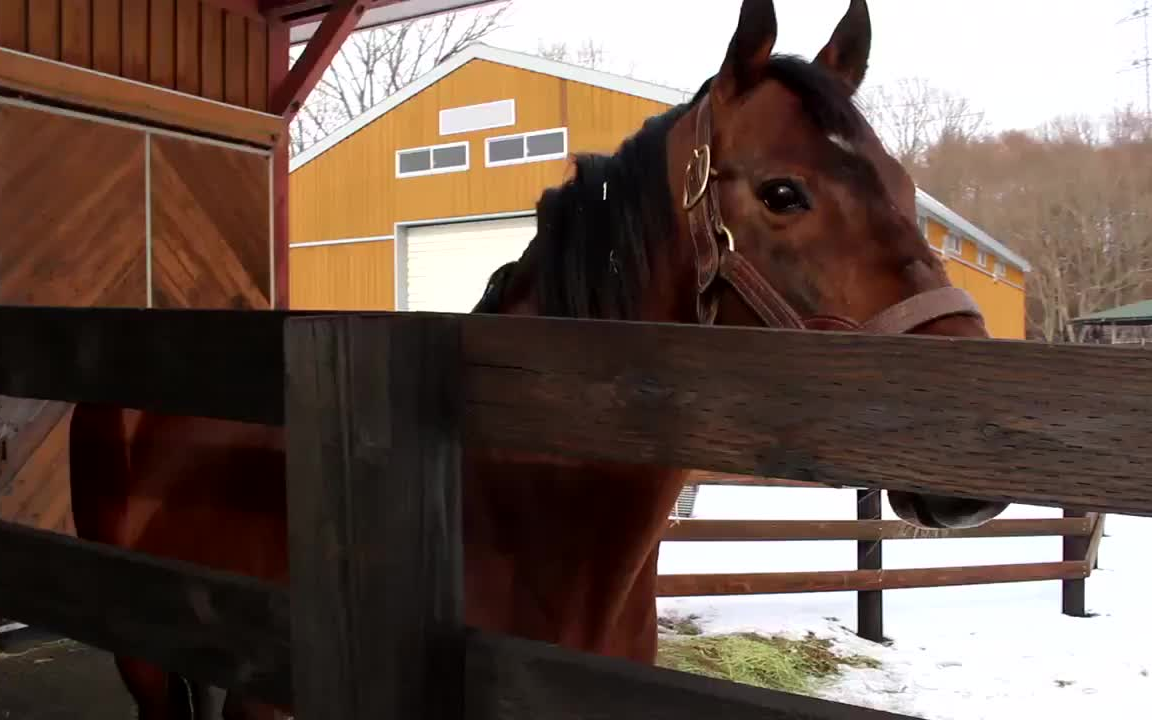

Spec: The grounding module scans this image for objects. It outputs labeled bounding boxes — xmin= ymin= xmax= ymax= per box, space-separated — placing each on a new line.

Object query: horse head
xmin=663 ymin=0 xmax=1008 ymax=529
xmin=478 ymin=0 xmax=1008 ymax=530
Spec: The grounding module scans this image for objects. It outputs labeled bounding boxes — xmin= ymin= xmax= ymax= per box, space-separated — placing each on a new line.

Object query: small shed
xmin=1069 ymin=299 xmax=1152 ymax=346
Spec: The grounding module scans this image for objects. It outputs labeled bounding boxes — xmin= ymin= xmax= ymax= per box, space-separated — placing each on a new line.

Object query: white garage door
xmin=403 ymin=215 xmax=537 ymax=312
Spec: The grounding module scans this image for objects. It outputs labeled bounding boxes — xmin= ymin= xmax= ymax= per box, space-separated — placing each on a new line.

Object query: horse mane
xmin=471 ymin=54 xmax=865 ymax=319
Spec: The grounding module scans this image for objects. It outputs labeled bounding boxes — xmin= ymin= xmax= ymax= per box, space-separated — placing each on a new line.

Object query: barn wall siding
xmin=0 ymin=97 xmax=272 ymax=535
xmin=288 ymin=59 xmax=672 ymax=311
xmin=0 ymin=0 xmax=268 ymax=111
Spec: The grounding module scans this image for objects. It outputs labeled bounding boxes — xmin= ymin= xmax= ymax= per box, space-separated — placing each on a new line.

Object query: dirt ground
xmin=0 ymin=633 xmax=133 ymax=720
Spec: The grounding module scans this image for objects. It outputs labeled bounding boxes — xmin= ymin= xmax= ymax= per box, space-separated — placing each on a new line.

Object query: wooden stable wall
xmin=0 ymin=98 xmax=273 ymax=534
xmin=0 ymin=0 xmax=269 ymax=112
xmin=0 ymin=0 xmax=282 ymax=534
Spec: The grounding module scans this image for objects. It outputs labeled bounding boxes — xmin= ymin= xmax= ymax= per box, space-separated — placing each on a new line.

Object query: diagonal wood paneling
xmin=0 ymin=101 xmax=147 ymax=534
xmin=150 ymin=134 xmax=271 ymax=309
xmin=0 ymin=104 xmax=147 ymax=307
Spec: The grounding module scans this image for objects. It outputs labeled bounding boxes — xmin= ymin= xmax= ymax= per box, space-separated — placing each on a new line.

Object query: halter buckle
xmin=682 ymin=144 xmax=711 ymax=211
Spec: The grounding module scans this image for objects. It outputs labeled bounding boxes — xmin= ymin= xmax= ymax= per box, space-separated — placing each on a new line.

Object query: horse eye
xmin=760 ymin=179 xmax=810 ymax=214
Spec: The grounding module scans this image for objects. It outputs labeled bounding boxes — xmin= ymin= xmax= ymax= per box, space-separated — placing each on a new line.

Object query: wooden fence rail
xmin=659 ymin=506 xmax=1104 ymax=641
xmin=0 ymin=306 xmax=1148 ymax=720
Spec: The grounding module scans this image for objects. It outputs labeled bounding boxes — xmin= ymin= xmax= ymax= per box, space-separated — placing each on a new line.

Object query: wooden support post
xmin=1062 ymin=508 xmax=1088 ymax=617
xmin=285 ymin=313 xmax=465 ymax=719
xmin=856 ymin=488 xmax=884 ymax=643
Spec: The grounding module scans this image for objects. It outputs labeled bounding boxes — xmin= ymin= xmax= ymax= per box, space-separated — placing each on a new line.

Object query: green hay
xmin=656 ymin=628 xmax=881 ymax=696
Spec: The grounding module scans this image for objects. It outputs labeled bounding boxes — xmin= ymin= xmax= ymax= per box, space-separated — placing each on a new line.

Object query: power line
xmin=1118 ymin=1 xmax=1152 ymax=116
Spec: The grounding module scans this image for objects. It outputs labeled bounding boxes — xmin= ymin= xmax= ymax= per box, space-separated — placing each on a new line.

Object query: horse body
xmin=67 ymin=1 xmax=1010 ymax=717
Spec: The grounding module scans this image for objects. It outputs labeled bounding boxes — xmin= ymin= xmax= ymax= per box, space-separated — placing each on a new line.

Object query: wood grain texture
xmin=0 ymin=400 xmax=73 ymax=533
xmin=27 ymin=0 xmax=61 ymax=59
xmin=0 ymin=307 xmax=302 ymax=424
xmin=856 ymin=488 xmax=883 ymax=642
xmin=199 ymin=3 xmax=224 ymax=100
xmin=660 ymin=517 xmax=1093 ymax=542
xmin=175 ymin=0 xmax=201 ymax=94
xmin=0 ymin=104 xmax=147 ymax=308
xmin=0 ymin=0 xmax=28 ymax=51
xmin=460 ymin=313 xmax=1152 ymax=516
xmin=656 ymin=561 xmax=1088 ymax=597
xmin=466 ymin=630 xmax=918 ymax=720
xmin=1 ymin=309 xmax=1151 ymax=517
xmin=149 ymin=0 xmax=176 ymax=87
xmin=223 ymin=10 xmax=245 ymax=106
xmin=3 ymin=0 xmax=270 ymax=111
xmin=285 ymin=314 xmax=465 ymax=720
xmin=1062 ymin=508 xmax=1089 ymax=616
xmin=150 ymin=134 xmax=271 ymax=308
xmin=92 ymin=0 xmax=121 ymax=74
xmin=0 ymin=518 xmax=290 ymax=704
xmin=120 ymin=0 xmax=148 ymax=81
xmin=0 ymin=47 xmax=282 ymax=145
xmin=60 ymin=0 xmax=91 ymax=67
xmin=246 ymin=14 xmax=266 ymax=111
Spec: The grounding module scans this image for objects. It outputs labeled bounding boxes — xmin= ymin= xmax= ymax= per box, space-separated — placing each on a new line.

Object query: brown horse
xmin=68 ymin=0 xmax=1009 ymax=717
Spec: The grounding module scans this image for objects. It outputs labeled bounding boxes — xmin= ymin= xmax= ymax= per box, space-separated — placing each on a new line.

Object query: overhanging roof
xmin=1071 ymin=299 xmax=1152 ymax=326
xmin=915 ymin=188 xmax=1032 ymax=273
xmin=284 ymin=0 xmax=503 ymax=45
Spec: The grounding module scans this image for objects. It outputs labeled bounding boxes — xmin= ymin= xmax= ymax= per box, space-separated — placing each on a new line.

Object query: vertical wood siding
xmin=0 ymin=0 xmax=268 ymax=111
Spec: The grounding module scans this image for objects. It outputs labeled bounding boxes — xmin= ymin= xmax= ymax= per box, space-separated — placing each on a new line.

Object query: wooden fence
xmin=658 ymin=499 xmax=1106 ymax=641
xmin=0 ymin=305 xmax=1149 ymax=720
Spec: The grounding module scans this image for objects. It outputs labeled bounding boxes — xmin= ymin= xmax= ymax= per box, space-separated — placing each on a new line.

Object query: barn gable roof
xmin=289 ymin=43 xmax=692 ymax=173
xmin=289 ymin=42 xmax=1030 ymax=274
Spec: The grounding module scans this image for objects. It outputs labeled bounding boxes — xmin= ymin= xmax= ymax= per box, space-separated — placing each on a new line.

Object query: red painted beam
xmin=270 ymin=0 xmax=364 ymax=119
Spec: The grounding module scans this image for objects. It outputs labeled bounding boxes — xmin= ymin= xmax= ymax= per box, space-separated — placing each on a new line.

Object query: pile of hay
xmin=655 ymin=613 xmax=880 ymax=696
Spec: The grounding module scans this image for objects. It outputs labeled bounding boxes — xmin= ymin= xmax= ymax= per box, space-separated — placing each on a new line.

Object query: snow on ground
xmin=655 ymin=486 xmax=1152 ymax=719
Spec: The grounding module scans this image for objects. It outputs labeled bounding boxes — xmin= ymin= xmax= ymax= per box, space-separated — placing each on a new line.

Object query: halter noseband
xmin=682 ymin=92 xmax=984 ymax=334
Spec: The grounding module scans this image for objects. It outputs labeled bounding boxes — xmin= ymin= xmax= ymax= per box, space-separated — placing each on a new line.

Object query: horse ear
xmin=814 ymin=0 xmax=872 ymax=94
xmin=713 ymin=0 xmax=778 ymax=103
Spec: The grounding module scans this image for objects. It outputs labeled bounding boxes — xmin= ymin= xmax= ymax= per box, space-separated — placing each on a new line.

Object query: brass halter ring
xmin=682 ymin=145 xmax=711 ymax=211
xmin=717 ymin=224 xmax=736 ymax=253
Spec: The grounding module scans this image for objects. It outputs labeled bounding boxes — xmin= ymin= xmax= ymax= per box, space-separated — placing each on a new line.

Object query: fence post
xmin=285 ymin=313 xmax=464 ymax=720
xmin=856 ymin=488 xmax=884 ymax=643
xmin=1062 ymin=508 xmax=1088 ymax=617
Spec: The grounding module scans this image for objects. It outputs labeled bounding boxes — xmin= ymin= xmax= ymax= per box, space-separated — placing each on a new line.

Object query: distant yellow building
xmin=289 ymin=43 xmax=1030 ymax=338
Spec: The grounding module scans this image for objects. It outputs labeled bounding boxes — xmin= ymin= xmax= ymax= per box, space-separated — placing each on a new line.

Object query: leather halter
xmin=681 ymin=92 xmax=984 ymax=335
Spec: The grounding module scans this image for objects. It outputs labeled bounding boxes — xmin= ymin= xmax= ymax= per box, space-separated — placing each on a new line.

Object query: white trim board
xmin=290 ymin=235 xmax=396 ymax=249
xmin=289 ymin=43 xmax=692 ymax=172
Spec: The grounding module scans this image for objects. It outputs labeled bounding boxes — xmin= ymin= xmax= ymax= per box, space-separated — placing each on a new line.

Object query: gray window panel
xmin=526 ymin=131 xmax=565 ymax=157
xmin=488 ymin=136 xmax=524 ymax=163
xmin=432 ymin=144 xmax=468 ymax=168
xmin=398 ymin=149 xmax=431 ymax=174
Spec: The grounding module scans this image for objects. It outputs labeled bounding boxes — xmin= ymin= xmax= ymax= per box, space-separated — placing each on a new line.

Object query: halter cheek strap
xmin=681 ymin=93 xmax=984 ymax=335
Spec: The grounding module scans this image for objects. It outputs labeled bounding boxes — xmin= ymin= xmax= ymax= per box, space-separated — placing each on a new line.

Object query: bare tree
xmin=290 ymin=2 xmax=513 ymax=156
xmin=537 ymin=38 xmax=608 ymax=70
xmin=534 ymin=36 xmax=641 ymax=79
xmin=916 ymin=111 xmax=1152 ymax=342
xmin=856 ymin=77 xmax=986 ymax=168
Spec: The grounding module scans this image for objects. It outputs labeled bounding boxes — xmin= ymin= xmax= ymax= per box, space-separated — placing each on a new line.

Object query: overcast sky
xmin=484 ymin=0 xmax=1151 ymax=133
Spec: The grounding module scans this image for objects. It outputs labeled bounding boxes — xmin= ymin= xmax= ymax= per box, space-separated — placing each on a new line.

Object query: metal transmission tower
xmin=1119 ymin=1 xmax=1152 ymax=116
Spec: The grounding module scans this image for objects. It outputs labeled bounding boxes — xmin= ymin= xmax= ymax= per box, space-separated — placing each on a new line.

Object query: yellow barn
xmin=289 ymin=43 xmax=1030 ymax=338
